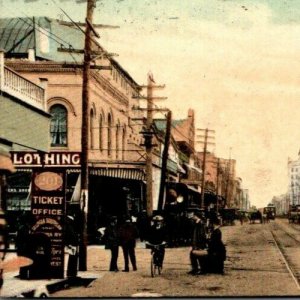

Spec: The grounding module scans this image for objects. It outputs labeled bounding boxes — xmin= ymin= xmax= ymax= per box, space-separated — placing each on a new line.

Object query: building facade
xmin=1 ymin=17 xmax=198 ymax=238
xmin=0 ymin=50 xmax=50 ymax=228
xmin=287 ymin=154 xmax=300 ymax=207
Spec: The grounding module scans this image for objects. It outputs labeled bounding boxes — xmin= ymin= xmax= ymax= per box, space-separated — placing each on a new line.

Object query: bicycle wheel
xmin=151 ymin=255 xmax=155 ymax=277
xmin=157 ymin=258 xmax=163 ymax=275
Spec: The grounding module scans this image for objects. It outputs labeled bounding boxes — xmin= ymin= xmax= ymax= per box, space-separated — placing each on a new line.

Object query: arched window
xmin=122 ymin=126 xmax=126 ymax=160
xmin=107 ymin=114 xmax=112 ymax=156
xmin=49 ymin=104 xmax=67 ymax=147
xmin=116 ymin=124 xmax=120 ymax=159
xmin=99 ymin=114 xmax=103 ymax=152
xmin=90 ymin=109 xmax=95 ymax=149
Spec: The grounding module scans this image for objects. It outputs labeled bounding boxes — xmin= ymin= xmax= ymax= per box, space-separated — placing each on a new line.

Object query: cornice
xmin=91 ymin=72 xmax=129 ymax=106
xmin=6 ymin=61 xmax=130 ymax=106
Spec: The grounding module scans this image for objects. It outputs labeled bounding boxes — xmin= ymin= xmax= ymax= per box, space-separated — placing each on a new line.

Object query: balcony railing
xmin=0 ymin=52 xmax=46 ymax=111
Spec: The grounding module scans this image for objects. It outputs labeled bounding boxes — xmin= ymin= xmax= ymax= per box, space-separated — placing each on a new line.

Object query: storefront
xmin=7 ymin=151 xmax=146 ymax=240
xmin=6 ymin=151 xmax=81 ymax=232
xmin=88 ymin=169 xmax=146 ymax=240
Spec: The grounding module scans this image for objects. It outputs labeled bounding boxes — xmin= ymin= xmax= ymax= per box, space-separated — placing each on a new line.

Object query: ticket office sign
xmin=31 ymin=169 xmax=66 ymax=279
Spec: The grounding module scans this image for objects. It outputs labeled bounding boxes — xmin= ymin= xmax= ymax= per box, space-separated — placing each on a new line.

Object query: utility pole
xmin=79 ymin=0 xmax=95 ymax=272
xmin=216 ymin=158 xmax=220 ymax=213
xmin=225 ymin=147 xmax=232 ymax=208
xmin=196 ymin=128 xmax=215 ymax=209
xmin=140 ymin=73 xmax=167 ymax=217
xmin=145 ymin=74 xmax=154 ymax=217
xmin=158 ymin=110 xmax=172 ymax=212
xmin=200 ymin=128 xmax=208 ymax=209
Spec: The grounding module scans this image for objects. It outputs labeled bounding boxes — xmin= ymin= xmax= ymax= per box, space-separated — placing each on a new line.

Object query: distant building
xmin=154 ymin=109 xmax=202 ymax=209
xmin=287 ymin=153 xmax=300 ymax=206
xmin=271 ymin=194 xmax=289 ymax=215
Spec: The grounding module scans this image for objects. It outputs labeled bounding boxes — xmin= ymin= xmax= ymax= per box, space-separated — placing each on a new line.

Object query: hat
xmin=152 ymin=215 xmax=163 ymax=221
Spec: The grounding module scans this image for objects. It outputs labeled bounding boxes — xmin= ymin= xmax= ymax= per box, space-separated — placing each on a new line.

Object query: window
xmin=108 ymin=114 xmax=112 ymax=156
xmin=122 ymin=127 xmax=126 ymax=160
xmin=116 ymin=124 xmax=120 ymax=159
xmin=50 ymin=104 xmax=67 ymax=146
xmin=99 ymin=115 xmax=103 ymax=152
xmin=90 ymin=109 xmax=95 ymax=149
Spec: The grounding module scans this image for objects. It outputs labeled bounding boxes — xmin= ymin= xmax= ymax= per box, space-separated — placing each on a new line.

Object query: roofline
xmin=110 ymin=59 xmax=141 ymax=90
xmin=1 ymin=17 xmax=141 ymax=90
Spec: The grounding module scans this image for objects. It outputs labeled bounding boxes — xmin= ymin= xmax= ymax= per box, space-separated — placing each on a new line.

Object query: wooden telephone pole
xmin=145 ymin=75 xmax=154 ymax=217
xmin=200 ymin=128 xmax=208 ymax=209
xmin=157 ymin=110 xmax=172 ymax=212
xmin=216 ymin=157 xmax=220 ymax=213
xmin=224 ymin=147 xmax=232 ymax=208
xmin=196 ymin=128 xmax=215 ymax=209
xmin=140 ymin=73 xmax=167 ymax=217
xmin=79 ymin=0 xmax=95 ymax=271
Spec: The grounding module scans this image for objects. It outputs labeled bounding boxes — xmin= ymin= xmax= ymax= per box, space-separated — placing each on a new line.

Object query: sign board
xmin=11 ymin=151 xmax=81 ymax=167
xmin=31 ymin=169 xmax=66 ymax=278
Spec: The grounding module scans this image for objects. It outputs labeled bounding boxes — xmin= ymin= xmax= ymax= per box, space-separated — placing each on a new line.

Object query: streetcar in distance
xmin=263 ymin=205 xmax=276 ymax=220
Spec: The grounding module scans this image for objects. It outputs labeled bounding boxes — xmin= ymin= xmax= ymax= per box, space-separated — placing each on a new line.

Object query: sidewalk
xmin=0 ymin=251 xmax=102 ymax=298
xmin=0 ymin=242 xmax=148 ymax=298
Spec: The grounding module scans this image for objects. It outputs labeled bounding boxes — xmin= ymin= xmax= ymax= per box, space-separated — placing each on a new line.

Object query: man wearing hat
xmin=146 ymin=215 xmax=167 ymax=267
xmin=103 ymin=216 xmax=120 ymax=272
xmin=187 ymin=212 xmax=208 ymax=275
xmin=118 ymin=216 xmax=139 ymax=272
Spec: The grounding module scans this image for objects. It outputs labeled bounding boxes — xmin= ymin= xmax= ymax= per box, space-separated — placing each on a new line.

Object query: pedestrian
xmin=118 ymin=216 xmax=138 ymax=272
xmin=103 ymin=216 xmax=119 ymax=272
xmin=65 ymin=215 xmax=79 ymax=278
xmin=197 ymin=224 xmax=226 ymax=275
xmin=187 ymin=212 xmax=208 ymax=275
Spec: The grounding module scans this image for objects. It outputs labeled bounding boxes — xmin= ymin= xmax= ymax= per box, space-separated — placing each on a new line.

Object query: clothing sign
xmin=11 ymin=151 xmax=81 ymax=167
xmin=31 ymin=169 xmax=66 ymax=278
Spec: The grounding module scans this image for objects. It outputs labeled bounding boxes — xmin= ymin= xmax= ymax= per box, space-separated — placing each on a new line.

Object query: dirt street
xmin=52 ymin=220 xmax=300 ymax=297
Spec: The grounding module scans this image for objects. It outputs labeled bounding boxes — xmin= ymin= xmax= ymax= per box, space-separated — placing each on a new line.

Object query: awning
xmin=184 ymin=163 xmax=202 ymax=175
xmin=187 ymin=185 xmax=200 ymax=194
xmin=90 ymin=168 xmax=145 ymax=181
xmin=168 ymin=182 xmax=200 ymax=195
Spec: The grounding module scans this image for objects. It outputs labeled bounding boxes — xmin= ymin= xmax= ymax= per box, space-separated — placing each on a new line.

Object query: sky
xmin=2 ymin=0 xmax=300 ymax=208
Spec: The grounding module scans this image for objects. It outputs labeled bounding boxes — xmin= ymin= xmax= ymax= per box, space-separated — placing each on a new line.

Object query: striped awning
xmin=90 ymin=168 xmax=145 ymax=181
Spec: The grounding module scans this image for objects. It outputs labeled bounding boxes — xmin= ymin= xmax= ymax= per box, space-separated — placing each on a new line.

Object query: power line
xmin=1 ymin=2 xmax=83 ymax=66
xmin=50 ymin=0 xmax=109 ymax=58
xmin=16 ymin=17 xmax=81 ymax=66
xmin=2 ymin=5 xmax=145 ymax=130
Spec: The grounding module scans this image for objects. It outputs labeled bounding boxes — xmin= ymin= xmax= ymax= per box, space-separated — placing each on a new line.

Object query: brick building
xmin=0 ymin=17 xmax=151 ymax=236
xmin=0 ymin=17 xmax=196 ymax=238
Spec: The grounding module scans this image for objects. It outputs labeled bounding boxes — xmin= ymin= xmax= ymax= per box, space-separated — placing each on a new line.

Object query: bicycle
xmin=146 ymin=242 xmax=166 ymax=277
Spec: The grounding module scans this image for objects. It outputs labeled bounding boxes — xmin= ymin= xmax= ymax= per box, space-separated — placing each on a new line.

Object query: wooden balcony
xmin=0 ymin=52 xmax=46 ymax=111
